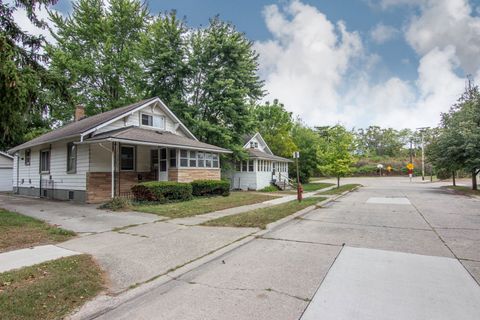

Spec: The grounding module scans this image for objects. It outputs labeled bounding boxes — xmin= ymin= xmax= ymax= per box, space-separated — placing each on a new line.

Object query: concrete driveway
xmin=0 ymin=194 xmax=159 ymax=234
xmin=76 ymin=177 xmax=480 ymax=320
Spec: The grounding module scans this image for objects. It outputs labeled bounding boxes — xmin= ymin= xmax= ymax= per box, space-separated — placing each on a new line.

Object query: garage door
xmin=0 ymin=168 xmax=13 ymax=191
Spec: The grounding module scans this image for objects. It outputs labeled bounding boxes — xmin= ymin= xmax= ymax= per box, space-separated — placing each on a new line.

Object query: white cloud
xmin=11 ymin=4 xmax=58 ymax=45
xmin=255 ymin=0 xmax=473 ymax=129
xmin=370 ymin=23 xmax=399 ymax=44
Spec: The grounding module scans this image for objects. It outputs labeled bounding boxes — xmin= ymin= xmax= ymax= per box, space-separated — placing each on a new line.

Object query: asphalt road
xmin=83 ymin=177 xmax=480 ymax=320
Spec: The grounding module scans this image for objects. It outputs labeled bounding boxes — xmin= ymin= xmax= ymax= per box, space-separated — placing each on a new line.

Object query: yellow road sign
xmin=387 ymin=166 xmax=392 ymax=172
xmin=406 ymin=163 xmax=414 ymax=170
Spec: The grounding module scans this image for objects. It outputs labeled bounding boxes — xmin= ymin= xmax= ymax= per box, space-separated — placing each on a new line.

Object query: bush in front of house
xmin=191 ymin=180 xmax=230 ymax=197
xmin=131 ymin=181 xmax=193 ymax=203
xmin=98 ymin=197 xmax=132 ymax=211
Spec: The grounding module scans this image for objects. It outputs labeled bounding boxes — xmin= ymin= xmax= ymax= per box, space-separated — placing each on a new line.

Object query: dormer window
xmin=250 ymin=141 xmax=258 ymax=149
xmin=141 ymin=114 xmax=153 ymax=126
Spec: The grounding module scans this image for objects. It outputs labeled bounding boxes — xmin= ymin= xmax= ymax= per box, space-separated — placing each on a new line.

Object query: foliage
xmin=259 ymin=185 xmax=280 ymax=192
xmin=132 ymin=181 xmax=193 ymax=203
xmin=47 ymin=0 xmax=149 ymax=121
xmin=142 ymin=11 xmax=190 ymax=118
xmin=0 ymin=0 xmax=67 ymax=150
xmin=427 ymin=83 xmax=480 ymax=189
xmin=252 ymin=99 xmax=297 ymax=158
xmin=185 ymin=17 xmax=264 ymax=157
xmin=317 ymin=125 xmax=355 ymax=187
xmin=355 ymin=126 xmax=412 ymax=158
xmin=289 ymin=122 xmax=321 ymax=183
xmin=191 ymin=180 xmax=230 ymax=197
xmin=98 ymin=197 xmax=132 ymax=211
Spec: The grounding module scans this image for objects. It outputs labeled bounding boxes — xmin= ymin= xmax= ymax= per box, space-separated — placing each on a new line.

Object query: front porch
xmin=86 ymin=142 xmax=222 ymax=203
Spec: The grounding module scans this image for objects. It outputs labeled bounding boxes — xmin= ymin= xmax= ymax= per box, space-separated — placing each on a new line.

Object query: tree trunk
xmin=337 ymin=176 xmax=340 ymax=188
xmin=473 ymin=169 xmax=478 ymax=191
xmin=452 ymin=171 xmax=456 ymax=186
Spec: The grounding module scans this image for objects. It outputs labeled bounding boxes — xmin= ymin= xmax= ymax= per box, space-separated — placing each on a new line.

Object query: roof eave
xmin=78 ymin=138 xmax=232 ymax=154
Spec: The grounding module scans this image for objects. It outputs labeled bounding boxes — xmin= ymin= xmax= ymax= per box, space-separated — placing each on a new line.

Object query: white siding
xmin=89 ymin=143 xmax=112 ymax=172
xmin=0 ymin=155 xmax=13 ymax=168
xmin=231 ymin=171 xmax=257 ymax=190
xmin=15 ymin=140 xmax=88 ymax=191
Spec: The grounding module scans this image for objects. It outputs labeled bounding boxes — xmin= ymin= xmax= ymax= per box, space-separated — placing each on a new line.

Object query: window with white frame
xmin=169 ymin=149 xmax=177 ymax=167
xmin=198 ymin=152 xmax=205 ymax=167
xmin=248 ymin=160 xmax=254 ymax=172
xmin=213 ymin=154 xmax=219 ymax=168
xmin=141 ymin=114 xmax=153 ymax=126
xmin=180 ymin=150 xmax=188 ymax=167
xmin=67 ymin=142 xmax=77 ymax=173
xmin=235 ymin=161 xmax=241 ymax=171
xmin=40 ymin=149 xmax=50 ymax=173
xmin=189 ymin=151 xmax=197 ymax=167
xmin=25 ymin=149 xmax=31 ymax=166
xmin=241 ymin=161 xmax=247 ymax=172
xmin=205 ymin=153 xmax=212 ymax=167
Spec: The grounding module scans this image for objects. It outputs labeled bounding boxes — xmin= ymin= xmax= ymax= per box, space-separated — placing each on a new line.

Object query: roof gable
xmin=243 ymin=132 xmax=273 ymax=155
xmin=8 ymin=97 xmax=197 ymax=153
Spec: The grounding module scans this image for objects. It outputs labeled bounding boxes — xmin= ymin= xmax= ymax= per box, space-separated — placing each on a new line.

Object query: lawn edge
xmin=67 ymin=188 xmax=359 ymax=320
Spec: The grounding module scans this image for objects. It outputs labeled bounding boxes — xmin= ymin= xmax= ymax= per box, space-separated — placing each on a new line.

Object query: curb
xmin=70 ymin=186 xmax=360 ymax=320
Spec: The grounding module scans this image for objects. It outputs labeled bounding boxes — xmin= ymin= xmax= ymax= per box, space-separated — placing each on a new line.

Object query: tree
xmin=318 ymin=125 xmax=355 ymax=188
xmin=47 ymin=0 xmax=149 ymax=121
xmin=0 ymin=0 xmax=66 ymax=149
xmin=185 ymin=17 xmax=264 ymax=156
xmin=142 ymin=11 xmax=190 ymax=118
xmin=355 ymin=126 xmax=407 ymax=158
xmin=252 ymin=99 xmax=297 ymax=158
xmin=290 ymin=122 xmax=321 ymax=183
xmin=428 ymin=82 xmax=480 ymax=190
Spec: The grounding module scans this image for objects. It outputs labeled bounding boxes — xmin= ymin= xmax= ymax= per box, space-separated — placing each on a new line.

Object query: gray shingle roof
xmin=246 ymin=148 xmax=293 ymax=162
xmin=85 ymin=127 xmax=231 ymax=153
xmin=8 ymin=98 xmax=157 ymax=153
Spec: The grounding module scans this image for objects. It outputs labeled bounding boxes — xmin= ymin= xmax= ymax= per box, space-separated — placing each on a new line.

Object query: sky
xmin=11 ymin=0 xmax=480 ymax=129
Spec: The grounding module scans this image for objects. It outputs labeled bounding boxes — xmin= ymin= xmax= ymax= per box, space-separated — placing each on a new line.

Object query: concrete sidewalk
xmin=0 ymin=245 xmax=80 ymax=273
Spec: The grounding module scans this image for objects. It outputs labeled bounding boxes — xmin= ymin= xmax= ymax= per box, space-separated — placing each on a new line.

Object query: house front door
xmin=158 ymin=148 xmax=168 ymax=181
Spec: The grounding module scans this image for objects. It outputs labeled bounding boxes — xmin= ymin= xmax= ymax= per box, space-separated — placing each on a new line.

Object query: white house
xmin=230 ymin=133 xmax=293 ymax=190
xmin=0 ymin=151 xmax=13 ymax=191
xmin=8 ymin=97 xmax=231 ymax=203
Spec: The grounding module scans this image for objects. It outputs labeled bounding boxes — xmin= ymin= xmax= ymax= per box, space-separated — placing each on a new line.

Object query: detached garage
xmin=0 ymin=151 xmax=13 ymax=192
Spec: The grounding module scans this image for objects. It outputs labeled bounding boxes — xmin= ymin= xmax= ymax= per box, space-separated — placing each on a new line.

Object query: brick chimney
xmin=74 ymin=105 xmax=85 ymax=121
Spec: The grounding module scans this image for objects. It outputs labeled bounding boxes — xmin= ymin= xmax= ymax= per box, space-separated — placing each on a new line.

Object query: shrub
xmin=259 ymin=185 xmax=279 ymax=192
xmin=191 ymin=180 xmax=230 ymax=197
xmin=131 ymin=181 xmax=192 ymax=203
xmin=99 ymin=197 xmax=132 ymax=211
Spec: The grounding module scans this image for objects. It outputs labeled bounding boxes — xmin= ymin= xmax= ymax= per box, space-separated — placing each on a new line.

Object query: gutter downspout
xmin=16 ymin=153 xmax=19 ymax=194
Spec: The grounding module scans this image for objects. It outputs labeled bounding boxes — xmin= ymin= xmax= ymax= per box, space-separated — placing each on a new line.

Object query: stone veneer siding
xmin=168 ymin=169 xmax=221 ymax=182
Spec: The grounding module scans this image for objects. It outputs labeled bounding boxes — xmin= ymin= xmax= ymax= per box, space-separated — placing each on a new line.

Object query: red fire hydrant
xmin=297 ymin=183 xmax=303 ymax=202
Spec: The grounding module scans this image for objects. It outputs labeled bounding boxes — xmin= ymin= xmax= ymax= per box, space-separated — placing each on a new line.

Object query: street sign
xmin=406 ymin=163 xmax=414 ymax=170
xmin=386 ymin=165 xmax=392 ymax=172
xmin=293 ymin=151 xmax=300 ymax=159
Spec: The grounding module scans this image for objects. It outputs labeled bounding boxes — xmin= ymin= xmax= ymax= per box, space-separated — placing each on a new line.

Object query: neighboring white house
xmin=230 ymin=133 xmax=293 ymax=190
xmin=0 ymin=151 xmax=13 ymax=191
xmin=8 ymin=97 xmax=231 ymax=203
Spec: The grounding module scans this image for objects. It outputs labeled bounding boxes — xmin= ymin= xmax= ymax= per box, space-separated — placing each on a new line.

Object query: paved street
xmin=70 ymin=177 xmax=480 ymax=320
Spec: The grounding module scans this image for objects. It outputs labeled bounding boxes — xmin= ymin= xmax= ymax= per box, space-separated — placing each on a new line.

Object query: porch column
xmin=158 ymin=146 xmax=161 ymax=181
xmin=111 ymin=142 xmax=115 ymax=198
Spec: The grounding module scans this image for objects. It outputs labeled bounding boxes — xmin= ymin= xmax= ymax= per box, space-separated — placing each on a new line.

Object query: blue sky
xmin=39 ymin=1 xmax=480 ymax=128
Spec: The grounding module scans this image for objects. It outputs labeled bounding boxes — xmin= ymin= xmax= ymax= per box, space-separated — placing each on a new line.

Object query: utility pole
xmin=293 ymin=151 xmax=302 ymax=202
xmin=416 ymin=127 xmax=430 ymax=181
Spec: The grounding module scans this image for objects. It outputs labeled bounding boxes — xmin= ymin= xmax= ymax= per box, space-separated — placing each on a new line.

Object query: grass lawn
xmin=445 ymin=185 xmax=480 ymax=196
xmin=260 ymin=182 xmax=334 ymax=194
xmin=0 ymin=209 xmax=75 ymax=253
xmin=201 ymin=196 xmax=326 ymax=229
xmin=134 ymin=192 xmax=279 ymax=218
xmin=302 ymin=182 xmax=335 ymax=192
xmin=0 ymin=255 xmax=104 ymax=320
xmin=317 ymin=184 xmax=361 ymax=195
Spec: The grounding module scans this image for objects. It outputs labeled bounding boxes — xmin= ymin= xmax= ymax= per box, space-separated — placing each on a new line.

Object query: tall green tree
xmin=290 ymin=122 xmax=321 ymax=183
xmin=47 ymin=0 xmax=149 ymax=120
xmin=252 ymin=99 xmax=297 ymax=158
xmin=355 ymin=126 xmax=408 ymax=158
xmin=185 ymin=17 xmax=264 ymax=156
xmin=318 ymin=125 xmax=355 ymax=188
xmin=142 ymin=11 xmax=190 ymax=117
xmin=0 ymin=0 xmax=66 ymax=150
